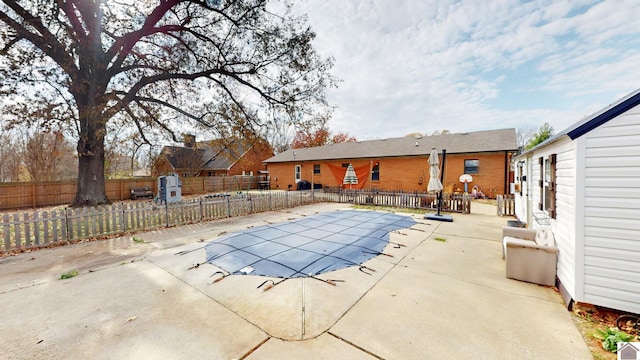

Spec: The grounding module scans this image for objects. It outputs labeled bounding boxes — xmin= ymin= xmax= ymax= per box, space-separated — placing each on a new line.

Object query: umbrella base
xmin=424 ymin=213 xmax=454 ymax=222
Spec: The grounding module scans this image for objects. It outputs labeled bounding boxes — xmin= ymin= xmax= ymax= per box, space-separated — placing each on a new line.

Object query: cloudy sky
xmin=290 ymin=0 xmax=640 ymax=140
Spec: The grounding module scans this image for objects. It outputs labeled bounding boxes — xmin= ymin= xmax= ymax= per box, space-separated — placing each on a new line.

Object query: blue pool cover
xmin=205 ymin=210 xmax=416 ymax=278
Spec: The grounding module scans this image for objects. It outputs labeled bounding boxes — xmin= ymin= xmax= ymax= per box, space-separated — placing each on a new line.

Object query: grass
xmin=433 ymin=237 xmax=447 ymax=242
xmin=60 ymin=269 xmax=79 ymax=279
xmin=571 ymin=303 xmax=639 ymax=359
xmin=131 ymin=236 xmax=145 ymax=243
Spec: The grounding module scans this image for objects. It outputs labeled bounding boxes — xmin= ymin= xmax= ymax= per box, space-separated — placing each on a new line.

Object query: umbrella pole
xmin=437 ymin=149 xmax=447 ymax=216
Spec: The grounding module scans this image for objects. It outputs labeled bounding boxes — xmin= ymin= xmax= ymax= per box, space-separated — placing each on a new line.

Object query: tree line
xmin=0 ymin=126 xmax=157 ymax=183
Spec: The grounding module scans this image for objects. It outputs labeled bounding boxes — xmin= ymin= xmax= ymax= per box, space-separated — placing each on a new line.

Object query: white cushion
xmin=534 ymin=228 xmax=554 ymax=246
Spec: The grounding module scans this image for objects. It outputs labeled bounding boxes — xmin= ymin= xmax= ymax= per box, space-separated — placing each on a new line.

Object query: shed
xmin=513 ymin=88 xmax=640 ymax=314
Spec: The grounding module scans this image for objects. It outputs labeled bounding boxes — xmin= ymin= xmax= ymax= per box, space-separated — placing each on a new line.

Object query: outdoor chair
xmin=470 ymin=186 xmax=486 ymax=199
xmin=502 ymin=227 xmax=558 ymax=286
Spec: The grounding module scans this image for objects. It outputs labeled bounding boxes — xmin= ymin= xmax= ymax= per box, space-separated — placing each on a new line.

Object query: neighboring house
xmin=152 ymin=135 xmax=274 ymax=178
xmin=513 ymin=89 xmax=640 ymax=314
xmin=263 ymin=128 xmax=518 ymax=197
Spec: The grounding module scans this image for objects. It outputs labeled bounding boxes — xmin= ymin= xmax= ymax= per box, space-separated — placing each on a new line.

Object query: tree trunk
xmin=71 ymin=120 xmax=110 ymax=207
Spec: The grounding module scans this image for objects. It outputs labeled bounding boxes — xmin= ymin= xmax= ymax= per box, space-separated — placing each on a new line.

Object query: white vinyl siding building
xmin=514 ymin=89 xmax=640 ymax=314
xmin=580 ymin=111 xmax=640 ymax=312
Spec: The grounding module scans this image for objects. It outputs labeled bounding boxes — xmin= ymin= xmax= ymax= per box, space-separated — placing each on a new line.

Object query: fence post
xmin=3 ymin=214 xmax=10 ymax=251
xmin=119 ymin=203 xmax=125 ymax=232
xmin=165 ymin=202 xmax=169 ymax=227
xmin=23 ymin=213 xmax=31 ymax=247
xmin=269 ymin=191 xmax=272 ymax=211
xmin=65 ymin=208 xmax=72 ymax=241
xmin=63 ymin=208 xmax=69 ymax=242
xmin=226 ymin=195 xmax=231 ymax=218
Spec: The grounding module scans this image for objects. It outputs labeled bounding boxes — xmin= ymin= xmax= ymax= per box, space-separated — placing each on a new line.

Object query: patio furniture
xmin=502 ymin=227 xmax=558 ymax=286
xmin=501 ymin=227 xmax=537 ymax=259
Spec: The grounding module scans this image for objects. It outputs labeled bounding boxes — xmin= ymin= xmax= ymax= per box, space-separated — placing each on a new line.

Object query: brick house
xmin=152 ymin=135 xmax=274 ymax=178
xmin=263 ymin=128 xmax=518 ymax=198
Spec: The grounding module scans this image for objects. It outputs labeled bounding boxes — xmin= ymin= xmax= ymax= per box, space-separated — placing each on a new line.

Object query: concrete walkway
xmin=0 ymin=202 xmax=592 ymax=359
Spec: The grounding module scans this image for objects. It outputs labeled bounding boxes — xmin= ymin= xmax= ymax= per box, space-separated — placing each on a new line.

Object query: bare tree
xmin=22 ymin=128 xmax=77 ymax=182
xmin=0 ymin=131 xmax=23 ymax=182
xmin=431 ymin=129 xmax=451 ymax=135
xmin=405 ymin=132 xmax=424 ymax=138
xmin=0 ymin=1 xmax=335 ymax=206
xmin=516 ymin=127 xmax=536 ymax=153
xmin=266 ymin=119 xmax=295 ymax=154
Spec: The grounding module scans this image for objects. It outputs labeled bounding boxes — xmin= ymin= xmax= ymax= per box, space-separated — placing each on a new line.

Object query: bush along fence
xmin=1 ymin=189 xmax=472 ymax=253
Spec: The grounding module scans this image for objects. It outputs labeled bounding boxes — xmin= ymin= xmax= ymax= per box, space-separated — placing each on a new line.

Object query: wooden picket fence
xmin=0 ymin=175 xmax=259 ymax=211
xmin=496 ymin=194 xmax=515 ymax=216
xmin=1 ymin=189 xmax=473 ymax=253
xmin=1 ymin=191 xmax=316 ymax=252
xmin=321 ymin=188 xmax=471 ymax=214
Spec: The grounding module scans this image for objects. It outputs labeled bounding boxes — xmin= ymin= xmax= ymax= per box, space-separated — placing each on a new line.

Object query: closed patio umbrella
xmin=343 ymin=163 xmax=358 ymax=189
xmin=427 ymin=148 xmax=443 ymax=193
xmin=425 ymin=148 xmax=453 ymax=222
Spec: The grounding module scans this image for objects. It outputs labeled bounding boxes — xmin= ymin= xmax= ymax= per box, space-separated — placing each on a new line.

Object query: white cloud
xmin=291 ymin=0 xmax=640 ymax=139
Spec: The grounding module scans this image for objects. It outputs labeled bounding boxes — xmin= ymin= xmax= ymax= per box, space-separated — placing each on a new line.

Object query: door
xmin=526 ymin=156 xmax=533 ymax=226
xmin=294 ymin=165 xmax=301 ymax=183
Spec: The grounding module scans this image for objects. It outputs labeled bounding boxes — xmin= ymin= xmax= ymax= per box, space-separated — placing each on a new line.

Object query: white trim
xmin=574 ymin=136 xmax=586 ymax=300
xmin=294 ymin=164 xmax=302 ymax=183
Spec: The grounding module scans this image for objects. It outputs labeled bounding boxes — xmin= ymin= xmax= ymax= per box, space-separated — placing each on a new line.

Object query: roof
xmin=161 ymin=138 xmax=258 ymax=171
xmin=521 ymin=88 xmax=640 ymax=155
xmin=200 ymin=139 xmax=247 ymax=171
xmin=264 ymin=128 xmax=517 ymax=163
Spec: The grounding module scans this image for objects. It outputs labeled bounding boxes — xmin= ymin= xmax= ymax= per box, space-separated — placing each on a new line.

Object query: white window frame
xmin=294 ymin=164 xmax=301 ymax=183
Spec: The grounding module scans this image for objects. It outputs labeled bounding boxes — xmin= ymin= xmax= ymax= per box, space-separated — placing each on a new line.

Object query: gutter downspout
xmin=504 ymin=151 xmax=509 ymax=196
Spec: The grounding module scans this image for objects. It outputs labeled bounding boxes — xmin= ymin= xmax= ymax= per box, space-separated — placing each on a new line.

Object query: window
xmin=294 ymin=164 xmax=301 ymax=182
xmin=371 ymin=163 xmax=380 ymax=181
xmin=539 ymin=155 xmax=557 ymax=219
xmin=464 ymin=159 xmax=480 ymax=174
xmin=538 ymin=157 xmax=544 ymax=211
xmin=546 ymin=155 xmax=557 ymax=218
xmin=313 ymin=164 xmax=320 ymax=175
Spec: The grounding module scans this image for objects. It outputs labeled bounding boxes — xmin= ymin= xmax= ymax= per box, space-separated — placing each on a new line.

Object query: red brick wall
xmin=151 ymin=157 xmax=174 ymax=177
xmin=228 ymin=141 xmax=274 ymax=176
xmin=266 ymin=151 xmax=512 ymax=197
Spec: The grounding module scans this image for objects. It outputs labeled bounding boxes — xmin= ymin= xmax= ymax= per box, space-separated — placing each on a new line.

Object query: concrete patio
xmin=0 ymin=202 xmax=592 ymax=359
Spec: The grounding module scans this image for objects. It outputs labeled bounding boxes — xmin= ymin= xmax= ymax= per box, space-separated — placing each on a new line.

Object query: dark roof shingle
xmin=264 ymin=128 xmax=517 ymax=163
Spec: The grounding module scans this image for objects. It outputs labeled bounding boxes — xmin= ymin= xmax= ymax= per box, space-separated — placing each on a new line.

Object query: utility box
xmin=157 ymin=174 xmax=182 ymax=204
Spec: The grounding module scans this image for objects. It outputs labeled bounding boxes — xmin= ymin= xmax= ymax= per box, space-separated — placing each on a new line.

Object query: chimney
xmin=183 ymin=133 xmax=196 ymax=148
